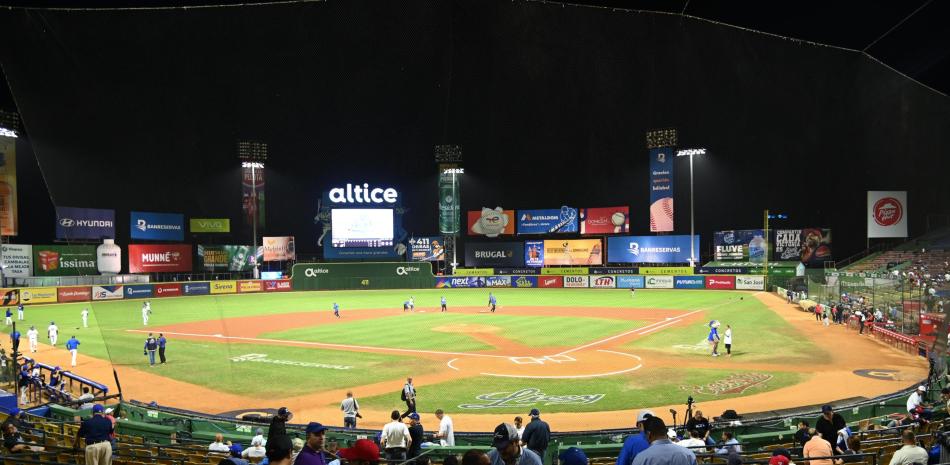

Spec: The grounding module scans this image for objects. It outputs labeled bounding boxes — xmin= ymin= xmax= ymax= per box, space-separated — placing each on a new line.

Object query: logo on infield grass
xmin=681 ymin=372 xmax=772 ymax=395
xmin=230 ymin=353 xmax=352 ymax=370
xmin=458 ymin=388 xmax=604 ymax=409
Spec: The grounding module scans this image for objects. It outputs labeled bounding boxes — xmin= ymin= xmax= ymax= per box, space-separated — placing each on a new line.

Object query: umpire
xmin=73 ymin=404 xmax=113 ymax=465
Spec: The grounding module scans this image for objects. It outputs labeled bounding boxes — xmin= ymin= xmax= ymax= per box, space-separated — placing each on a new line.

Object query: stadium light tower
xmin=676 ymin=148 xmax=706 ymax=266
xmin=435 ymin=145 xmax=462 ymax=274
xmin=238 ymin=140 xmax=268 ymax=279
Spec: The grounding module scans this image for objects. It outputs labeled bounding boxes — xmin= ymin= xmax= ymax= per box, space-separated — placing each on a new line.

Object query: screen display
xmin=331 ymin=209 xmax=394 ymax=248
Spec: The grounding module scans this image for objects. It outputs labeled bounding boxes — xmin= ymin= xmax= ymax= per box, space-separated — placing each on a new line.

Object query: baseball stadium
xmin=0 ymin=2 xmax=948 ymax=465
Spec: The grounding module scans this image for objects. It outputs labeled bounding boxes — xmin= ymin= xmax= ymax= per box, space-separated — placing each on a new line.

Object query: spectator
xmin=889 ymin=430 xmax=927 ymax=465
xmin=445 ymin=455 xmax=460 ymax=465
xmin=73 ymin=404 xmax=114 ymax=465
xmin=337 ymin=439 xmax=381 ymax=465
xmin=463 ymin=449 xmax=491 ymax=465
xmin=435 ymin=408 xmax=455 ymax=446
xmin=631 ymin=416 xmax=696 ymax=465
xmin=941 ymin=388 xmax=950 ymax=416
xmin=803 ymin=429 xmax=833 ymax=465
xmin=2 ymin=408 xmax=32 ymax=433
xmin=559 ymin=447 xmax=589 ymax=465
xmin=521 ymin=408 xmax=550 ymax=459
xmin=770 ymin=455 xmax=790 ymax=465
xmin=266 ymin=435 xmax=295 ymax=465
xmin=252 ymin=428 xmax=267 ymax=448
xmin=222 ymin=444 xmax=250 ymax=465
xmin=407 ymin=413 xmax=424 ymax=461
xmin=269 ymin=408 xmax=293 ymax=444
xmin=291 ymin=438 xmax=305 ymax=461
xmin=795 ymin=421 xmax=811 ymax=446
xmin=715 ymin=432 xmax=740 ymax=455
xmin=513 ymin=417 xmax=525 ymax=438
xmin=294 ymin=422 xmax=329 ymax=465
xmin=380 ymin=410 xmax=411 ymax=463
xmin=835 ymin=436 xmax=862 ymax=464
xmin=210 ymin=433 xmax=231 ymax=452
xmin=3 ymin=422 xmax=42 ymax=453
xmin=815 ymin=406 xmax=846 ymax=449
xmin=677 ymin=430 xmax=706 ymax=450
xmin=78 ymin=387 xmax=95 ymax=410
xmin=244 ymin=437 xmax=267 ymax=461
xmin=488 ymin=423 xmax=541 ymax=465
xmin=617 ymin=410 xmax=655 ymax=465
xmin=685 ymin=410 xmax=713 ymax=445
xmin=341 ymin=391 xmax=360 ymax=429
xmin=325 ymin=440 xmax=340 ymax=465
xmin=906 ymin=386 xmax=931 ymax=419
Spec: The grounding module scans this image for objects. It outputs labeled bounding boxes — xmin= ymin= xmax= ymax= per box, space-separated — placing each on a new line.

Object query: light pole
xmin=676 ymin=148 xmax=706 ymax=266
xmin=238 ymin=140 xmax=268 ymax=279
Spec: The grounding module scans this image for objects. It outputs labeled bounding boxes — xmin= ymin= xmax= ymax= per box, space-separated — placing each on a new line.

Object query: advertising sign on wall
xmin=773 ymin=229 xmax=803 ymax=261
xmin=649 ymin=148 xmax=674 ymax=232
xmin=517 ymin=207 xmax=578 ymax=234
xmin=20 ymin=287 xmax=58 ymax=304
xmin=645 ymin=275 xmax=674 ymax=289
xmin=640 ymin=266 xmax=694 ymax=275
xmin=263 ymin=236 xmax=296 ymax=261
xmin=409 ymin=236 xmax=445 ymax=261
xmin=438 ymin=165 xmax=460 ymax=234
xmin=590 ymin=276 xmax=616 ymax=289
xmin=580 ymin=207 xmax=629 ymax=235
xmin=182 ymin=282 xmax=210 ymax=296
xmin=607 ymin=236 xmax=699 ymax=264
xmin=128 ymin=244 xmax=193 ymax=273
xmin=617 ymin=275 xmax=645 ymax=289
xmin=563 ymin=275 xmax=589 ymax=288
xmin=155 ymin=283 xmax=182 ymax=297
xmin=92 ymin=285 xmax=124 ymax=301
xmin=57 ymin=287 xmax=91 ymax=302
xmin=264 ymin=279 xmax=292 ymax=292
xmin=511 ymin=276 xmax=537 ymax=288
xmin=190 ymin=218 xmax=230 ymax=233
xmin=55 ymin=207 xmax=115 ymax=240
xmin=238 ymin=280 xmax=263 ymax=293
xmin=123 ymin=284 xmax=153 ymax=299
xmin=467 ymin=208 xmax=515 ymax=237
xmin=465 ymin=242 xmax=525 ymax=267
xmin=542 ymin=239 xmax=603 ymax=266
xmin=799 ymin=228 xmax=833 ymax=265
xmin=714 ymin=230 xmax=766 ymax=262
xmin=485 ymin=276 xmax=511 ymax=288
xmin=538 ymin=276 xmax=563 ymax=288
xmin=736 ymin=275 xmax=765 ymax=290
xmin=33 ymin=245 xmax=98 ymax=276
xmin=525 ymin=241 xmax=544 ymax=267
xmin=211 ymin=281 xmax=237 ymax=294
xmin=435 ymin=277 xmax=486 ymax=288
xmin=0 ymin=289 xmax=18 ymax=306
xmin=242 ymin=163 xmax=266 ymax=230
xmin=1 ymin=244 xmax=32 ymax=277
xmin=130 ymin=211 xmax=185 ymax=241
xmin=868 ymin=191 xmax=908 ymax=238
xmin=0 ymin=134 xmax=18 ymax=236
xmin=704 ymin=276 xmax=736 ymax=290
xmin=197 ymin=245 xmax=255 ymax=272
xmin=673 ymin=276 xmax=705 ymax=289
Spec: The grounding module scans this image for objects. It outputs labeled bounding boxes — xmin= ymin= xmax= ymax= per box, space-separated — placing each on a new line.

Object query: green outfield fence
xmin=291 ymin=262 xmax=436 ymax=290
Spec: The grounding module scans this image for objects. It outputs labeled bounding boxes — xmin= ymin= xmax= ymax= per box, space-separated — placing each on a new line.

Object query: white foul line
xmin=447 ymin=358 xmax=460 ymax=371
xmin=555 ymin=308 xmax=704 ymax=356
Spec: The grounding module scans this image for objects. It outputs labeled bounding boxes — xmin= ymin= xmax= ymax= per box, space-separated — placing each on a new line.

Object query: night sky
xmin=0 ymin=0 xmax=948 ymax=263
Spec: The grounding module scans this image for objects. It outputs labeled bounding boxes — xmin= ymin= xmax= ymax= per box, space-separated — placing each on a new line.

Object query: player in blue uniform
xmin=403 ymin=300 xmax=410 ymax=312
xmin=17 ymin=303 xmax=24 ymax=321
xmin=441 ymin=296 xmax=447 ymax=312
xmin=333 ymin=302 xmax=340 ymax=318
xmin=707 ymin=320 xmax=721 ymax=357
xmin=489 ymin=293 xmax=497 ymax=313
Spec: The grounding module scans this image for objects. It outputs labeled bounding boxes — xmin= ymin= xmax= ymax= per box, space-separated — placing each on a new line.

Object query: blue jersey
xmin=489 ymin=295 xmax=496 ymax=304
xmin=333 ymin=304 xmax=339 ymax=313
xmin=403 ymin=301 xmax=410 ymax=306
xmin=441 ymin=297 xmax=446 ymax=305
xmin=707 ymin=328 xmax=719 ymax=342
xmin=66 ymin=338 xmax=80 ymax=350
xmin=11 ymin=331 xmax=20 ymax=343
xmin=17 ymin=304 xmax=23 ymax=312
xmin=5 ymin=309 xmax=10 ymax=317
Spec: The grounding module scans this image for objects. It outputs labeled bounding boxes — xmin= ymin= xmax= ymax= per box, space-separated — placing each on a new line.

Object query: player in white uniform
xmin=408 ymin=297 xmax=415 ymax=311
xmin=26 ymin=326 xmax=38 ymax=353
xmin=81 ymin=308 xmax=90 ymax=328
xmin=47 ymin=321 xmax=59 ymax=347
xmin=142 ymin=302 xmax=151 ymax=326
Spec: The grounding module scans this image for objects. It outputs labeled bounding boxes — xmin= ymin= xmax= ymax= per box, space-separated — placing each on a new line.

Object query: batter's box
xmin=543 ymin=355 xmax=576 ymax=363
xmin=509 ymin=357 xmax=545 ymax=365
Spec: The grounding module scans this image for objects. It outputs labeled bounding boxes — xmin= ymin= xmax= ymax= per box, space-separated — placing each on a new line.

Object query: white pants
xmin=5 ymin=317 xmax=10 ymax=325
xmin=143 ymin=316 xmax=149 ymax=326
xmin=50 ymin=334 xmax=58 ymax=346
xmin=71 ymin=349 xmax=78 ymax=367
xmin=29 ymin=338 xmax=37 ymax=353
xmin=18 ymin=310 xmax=23 ymax=320
xmin=83 ymin=317 xmax=88 ymax=328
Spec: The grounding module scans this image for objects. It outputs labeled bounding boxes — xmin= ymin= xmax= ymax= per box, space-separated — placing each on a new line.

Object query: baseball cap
xmin=338 ymin=439 xmax=381 ymax=462
xmin=277 ymin=407 xmax=290 ymax=416
xmin=92 ymin=405 xmax=104 ymax=413
xmin=305 ymin=422 xmax=327 ymax=434
xmin=821 ymin=405 xmax=833 ymax=413
xmin=558 ymin=447 xmax=588 ymax=465
xmin=104 ymin=408 xmax=114 ymax=415
xmin=636 ymin=410 xmax=655 ymax=423
xmin=769 ymin=455 xmax=790 ymax=465
xmin=918 ymin=385 xmax=927 ymax=392
xmin=230 ymin=443 xmax=243 ymax=455
xmin=266 ymin=435 xmax=294 ymax=462
xmin=529 ymin=408 xmax=540 ymax=417
xmin=492 ymin=423 xmax=520 ymax=450
xmin=408 ymin=413 xmax=420 ymax=421
xmin=9 ymin=408 xmax=20 ymax=416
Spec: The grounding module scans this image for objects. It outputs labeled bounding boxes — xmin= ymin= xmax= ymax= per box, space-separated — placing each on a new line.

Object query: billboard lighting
xmin=242 ymin=161 xmax=264 ymax=169
xmin=0 ymin=127 xmax=16 ymax=138
xmin=442 ymin=168 xmax=464 ymax=174
xmin=676 ymin=148 xmax=706 ymax=156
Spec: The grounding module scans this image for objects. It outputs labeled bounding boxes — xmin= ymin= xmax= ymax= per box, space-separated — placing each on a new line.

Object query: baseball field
xmin=11 ymin=288 xmax=928 ymax=431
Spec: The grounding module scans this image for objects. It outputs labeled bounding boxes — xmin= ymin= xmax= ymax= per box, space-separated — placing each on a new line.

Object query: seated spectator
xmin=78 ymin=387 xmax=96 ymax=410
xmin=2 ymin=408 xmax=33 ymax=433
xmin=338 ymin=439 xmax=381 ymax=465
xmin=795 ymin=421 xmax=811 ymax=446
xmin=210 ymin=433 xmax=232 ymax=452
xmin=445 ymin=454 xmax=460 ymax=465
xmin=219 ymin=443 xmax=249 ymax=465
xmin=559 ymin=447 xmax=589 ymax=465
xmin=489 ymin=423 xmax=541 ymax=465
xmin=291 ymin=438 xmax=305 ymax=461
xmin=462 ymin=449 xmax=491 ymax=465
xmin=2 ymin=423 xmax=42 ymax=453
xmin=252 ymin=427 xmax=267 ymax=447
xmin=715 ymin=432 xmax=740 ymax=455
xmin=243 ymin=437 xmax=267 ymax=461
xmin=677 ymin=430 xmax=707 ymax=450
xmin=803 ymin=429 xmax=833 ymax=465
xmin=835 ymin=436 xmax=862 ymax=464
xmin=889 ymin=430 xmax=927 ymax=465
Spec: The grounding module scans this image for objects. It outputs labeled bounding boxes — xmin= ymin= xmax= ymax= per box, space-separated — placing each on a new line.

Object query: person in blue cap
xmin=5 ymin=307 xmax=12 ymax=326
xmin=224 ymin=443 xmax=249 ymax=465
xmin=616 ymin=410 xmax=654 ymax=465
xmin=73 ymin=404 xmax=114 ymax=464
xmin=707 ymin=321 xmax=721 ymax=357
xmin=521 ymin=408 xmax=550 ymax=459
xmin=10 ymin=326 xmax=21 ymax=354
xmin=17 ymin=302 xmax=24 ymax=321
xmin=560 ymin=447 xmax=589 ymax=465
xmin=66 ymin=336 xmax=81 ymax=367
xmin=295 ymin=422 xmax=329 ymax=465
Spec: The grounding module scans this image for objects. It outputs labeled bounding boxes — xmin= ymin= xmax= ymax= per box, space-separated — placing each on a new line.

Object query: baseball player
xmin=65 ymin=336 xmax=80 ymax=367
xmin=409 ymin=296 xmax=415 ymax=311
xmin=81 ymin=308 xmax=89 ymax=328
xmin=47 ymin=321 xmax=59 ymax=347
xmin=142 ymin=301 xmax=152 ymax=326
xmin=26 ymin=325 xmax=38 ymax=353
xmin=333 ymin=302 xmax=341 ymax=318
xmin=17 ymin=302 xmax=24 ymax=321
xmin=630 ymin=287 xmax=636 ymax=298
xmin=403 ymin=299 xmax=410 ymax=312
xmin=707 ymin=320 xmax=721 ymax=357
xmin=10 ymin=327 xmax=20 ymax=354
xmin=4 ymin=308 xmax=12 ymax=326
xmin=441 ymin=296 xmax=447 ymax=312
xmin=488 ymin=293 xmax=497 ymax=313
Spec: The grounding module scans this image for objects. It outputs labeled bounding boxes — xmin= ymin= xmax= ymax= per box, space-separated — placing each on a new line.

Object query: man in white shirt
xmin=341 ymin=391 xmax=360 ymax=429
xmin=889 ymin=430 xmax=928 ymax=465
xmin=435 ymin=409 xmax=455 ymax=446
xmin=250 ymin=428 xmax=266 ymax=448
xmin=380 ymin=410 xmax=411 ymax=463
xmin=243 ymin=437 xmax=267 ymax=461
xmin=723 ymin=325 xmax=733 ymax=357
xmin=906 ymin=385 xmax=931 ymax=419
xmin=26 ymin=326 xmax=38 ymax=353
xmin=209 ymin=433 xmax=230 ymax=452
xmin=677 ymin=430 xmax=707 ymax=451
xmin=81 ymin=309 xmax=89 ymax=328
xmin=47 ymin=321 xmax=58 ymax=347
xmin=142 ymin=302 xmax=151 ymax=326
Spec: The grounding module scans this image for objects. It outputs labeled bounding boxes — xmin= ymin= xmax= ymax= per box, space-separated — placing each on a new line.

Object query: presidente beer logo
xmin=873 ymin=197 xmax=903 ymax=226
xmin=681 ymin=372 xmax=773 ymax=395
xmin=459 ymin=388 xmax=604 ymax=409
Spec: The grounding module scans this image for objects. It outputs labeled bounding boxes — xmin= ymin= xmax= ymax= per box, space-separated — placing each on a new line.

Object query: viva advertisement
xmin=190 ymin=218 xmax=230 ymax=233
xmin=242 ymin=164 xmax=266 ymax=230
xmin=408 ymin=236 xmax=445 ymax=262
xmin=580 ymin=207 xmax=629 ymax=234
xmin=617 ymin=275 xmax=645 ymax=289
xmin=0 ymin=133 xmax=17 ymax=236
xmin=524 ymin=240 xmax=544 ymax=267
xmin=438 ymin=164 xmax=460 ymax=234
xmin=542 ymin=239 xmax=603 ymax=266
xmin=517 ymin=207 xmax=578 ymax=234
xmin=0 ymin=244 xmax=32 ymax=277
xmin=868 ymin=191 xmax=907 ymax=238
xmin=130 ymin=211 xmax=184 ymax=241
xmin=799 ymin=228 xmax=832 ymax=265
xmin=128 ymin=244 xmax=193 ymax=273
xmin=773 ymin=229 xmax=803 ymax=261
xmin=607 ymin=235 xmax=699 ymax=264
xmin=649 ymin=148 xmax=674 ymax=232
xmin=55 ymin=207 xmax=115 ymax=240
xmin=467 ymin=208 xmax=515 ymax=237
xmin=465 ymin=242 xmax=525 ymax=267
xmin=714 ymin=230 xmax=767 ymax=262
xmin=263 ymin=236 xmax=296 ymax=261
xmin=197 ymin=245 xmax=255 ymax=271
xmin=33 ymin=245 xmax=98 ymax=276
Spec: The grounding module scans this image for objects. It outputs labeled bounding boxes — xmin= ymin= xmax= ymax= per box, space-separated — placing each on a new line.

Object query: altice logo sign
xmin=329 ymin=183 xmax=398 ymax=204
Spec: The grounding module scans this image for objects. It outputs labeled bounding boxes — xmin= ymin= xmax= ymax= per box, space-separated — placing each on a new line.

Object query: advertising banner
xmin=438 ymin=165 xmax=460 ymax=234
xmin=607 ymin=236 xmax=699 ymax=264
xmin=435 ymin=277 xmax=486 ymax=288
xmin=494 ymin=268 xmax=539 ymax=275
xmin=211 ymin=280 xmax=237 ymax=294
xmin=540 ymin=267 xmax=589 ymax=275
xmin=465 ymin=242 xmax=525 ymax=267
xmin=453 ymin=268 xmax=495 ymax=276
xmin=242 ymin=164 xmax=266 ymax=230
xmin=92 ymin=285 xmax=124 ymax=301
xmin=517 ymin=207 xmax=578 ymax=234
xmin=714 ymin=230 xmax=767 ymax=262
xmin=57 ymin=287 xmax=91 ymax=303
xmin=33 ymin=245 xmax=98 ymax=276
xmin=197 ymin=245 xmax=255 ymax=272
xmin=673 ymin=276 xmax=705 ymax=289
xmin=0 ymin=289 xmax=18 ymax=306
xmin=128 ymin=244 xmax=192 ymax=273
xmin=124 ymin=284 xmax=153 ymax=299
xmin=154 ymin=283 xmax=182 ymax=297
xmin=590 ymin=275 xmax=616 ymax=289
xmin=525 ymin=241 xmax=544 ymax=267
xmin=640 ymin=266 xmax=694 ymax=275
xmin=649 ymin=148 xmax=674 ymax=232
xmin=696 ymin=267 xmax=750 ymax=275
xmin=580 ymin=207 xmax=630 ymax=235
xmin=20 ymin=287 xmax=58 ymax=304
xmin=590 ymin=267 xmax=640 ymax=275
xmin=736 ymin=275 xmax=765 ymax=290
xmin=799 ymin=228 xmax=832 ymax=265
xmin=130 ymin=211 xmax=185 ymax=241
xmin=55 ymin=207 xmax=115 ymax=240
xmin=538 ymin=276 xmax=563 ymax=288
xmin=324 ymin=245 xmax=400 ymax=260
xmin=238 ymin=280 xmax=263 ymax=293
xmin=264 ymin=279 xmax=292 ymax=292
xmin=773 ymin=229 xmax=803 ymax=261
xmin=1 ymin=244 xmax=32 ymax=277
xmin=617 ymin=275 xmax=645 ymax=289
xmin=0 ymin=134 xmax=18 ymax=236
xmin=511 ymin=276 xmax=537 ymax=288
xmin=542 ymin=239 xmax=603 ymax=266
xmin=485 ymin=276 xmax=511 ymax=288
xmin=263 ymin=236 xmax=296 ymax=261
xmin=704 ymin=276 xmax=736 ymax=290
xmin=563 ymin=275 xmax=589 ymax=288
xmin=868 ymin=191 xmax=908 ymax=238
xmin=409 ymin=236 xmax=445 ymax=261
xmin=467 ymin=208 xmax=515 ymax=237
xmin=182 ymin=282 xmax=210 ymax=296
xmin=190 ymin=218 xmax=230 ymax=233
xmin=645 ymin=275 xmax=674 ymax=289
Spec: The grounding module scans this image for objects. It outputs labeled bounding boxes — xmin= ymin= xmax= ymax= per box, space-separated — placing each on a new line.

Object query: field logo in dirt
xmin=230 ymin=353 xmax=353 ymax=370
xmin=458 ymin=388 xmax=604 ymax=409
xmin=681 ymin=372 xmax=773 ymax=395
xmin=673 ymin=338 xmax=714 ymax=352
